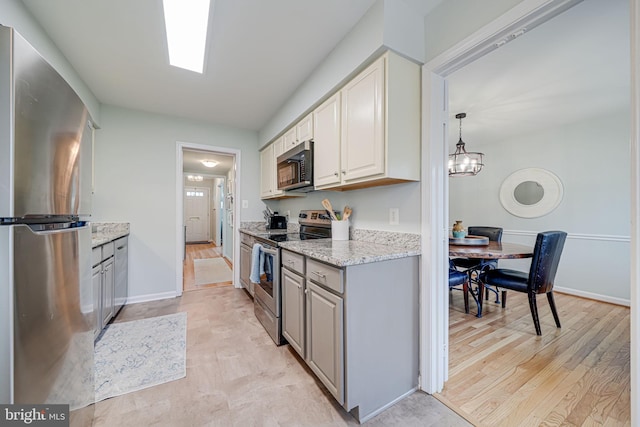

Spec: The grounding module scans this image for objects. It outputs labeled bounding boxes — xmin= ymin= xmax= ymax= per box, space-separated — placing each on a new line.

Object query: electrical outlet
xmin=242 ymin=200 xmax=248 ymax=209
xmin=286 ymin=210 xmax=291 ymax=219
xmin=389 ymin=208 xmax=399 ymax=225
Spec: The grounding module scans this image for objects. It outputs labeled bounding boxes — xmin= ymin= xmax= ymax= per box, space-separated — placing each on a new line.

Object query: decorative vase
xmin=452 ymin=220 xmax=466 ymax=238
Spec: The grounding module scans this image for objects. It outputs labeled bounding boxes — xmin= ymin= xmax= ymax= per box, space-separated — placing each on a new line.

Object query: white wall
xmin=424 ymin=0 xmax=523 ymax=62
xmin=258 ymin=0 xmax=424 ymax=148
xmin=268 ymin=183 xmax=422 ymax=234
xmin=0 ymin=0 xmax=101 ymax=124
xmin=93 ymin=105 xmax=259 ymax=301
xmin=449 ymin=111 xmax=631 ymax=302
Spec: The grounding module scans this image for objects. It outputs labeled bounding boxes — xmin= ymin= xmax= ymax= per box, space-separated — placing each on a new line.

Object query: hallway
xmin=183 ymin=243 xmax=233 ymax=292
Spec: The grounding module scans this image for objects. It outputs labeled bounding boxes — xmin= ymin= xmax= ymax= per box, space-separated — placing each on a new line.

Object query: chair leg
xmin=528 ymin=292 xmax=542 ymax=335
xmin=547 ymin=292 xmax=561 ymax=328
xmin=501 ymin=291 xmax=507 ymax=308
xmin=462 ymin=283 xmax=470 ymax=314
xmin=477 ymin=282 xmax=484 ymax=318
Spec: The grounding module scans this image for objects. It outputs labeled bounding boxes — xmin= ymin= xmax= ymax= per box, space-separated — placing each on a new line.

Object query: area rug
xmin=194 ymin=257 xmax=233 ymax=285
xmin=94 ymin=312 xmax=187 ymax=402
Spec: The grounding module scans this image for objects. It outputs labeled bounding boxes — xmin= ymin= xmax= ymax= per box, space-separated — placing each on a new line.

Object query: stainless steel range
xmin=253 ymin=210 xmax=332 ymax=345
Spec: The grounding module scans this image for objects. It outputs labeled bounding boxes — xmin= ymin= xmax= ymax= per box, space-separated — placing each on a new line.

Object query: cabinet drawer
xmin=306 ymin=258 xmax=343 ymax=294
xmin=101 ymin=241 xmax=114 ymax=260
xmin=282 ymin=250 xmax=304 ymax=275
xmin=92 ymin=247 xmax=102 ymax=267
xmin=241 ymin=233 xmax=254 ymax=246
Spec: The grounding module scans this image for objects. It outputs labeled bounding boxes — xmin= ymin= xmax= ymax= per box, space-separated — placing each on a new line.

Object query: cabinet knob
xmin=334 ymin=172 xmax=339 ymax=177
xmin=341 ymin=170 xmax=346 ymax=175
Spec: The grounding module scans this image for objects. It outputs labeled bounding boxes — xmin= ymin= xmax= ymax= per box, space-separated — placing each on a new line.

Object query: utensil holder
xmin=331 ymin=220 xmax=349 ymax=241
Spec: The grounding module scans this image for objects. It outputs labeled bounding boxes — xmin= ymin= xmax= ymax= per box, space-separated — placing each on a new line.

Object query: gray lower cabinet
xmin=306 ymin=281 xmax=344 ymax=404
xmin=113 ymin=236 xmax=128 ymax=315
xmin=101 ymin=257 xmax=115 ymax=327
xmin=239 ymin=232 xmax=254 ymax=296
xmin=92 ymin=242 xmax=115 ymax=339
xmin=280 ymin=248 xmax=419 ymax=423
xmin=281 ymin=267 xmax=305 ymax=357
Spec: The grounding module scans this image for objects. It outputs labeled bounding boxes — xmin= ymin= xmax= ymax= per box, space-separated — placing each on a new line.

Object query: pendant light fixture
xmin=448 ymin=113 xmax=484 ymax=176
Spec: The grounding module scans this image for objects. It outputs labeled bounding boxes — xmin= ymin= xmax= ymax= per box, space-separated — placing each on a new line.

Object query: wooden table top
xmin=449 ymin=241 xmax=534 ymax=259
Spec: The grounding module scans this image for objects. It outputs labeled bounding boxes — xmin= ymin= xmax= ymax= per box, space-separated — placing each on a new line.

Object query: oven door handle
xmin=262 ymin=247 xmax=279 ymax=256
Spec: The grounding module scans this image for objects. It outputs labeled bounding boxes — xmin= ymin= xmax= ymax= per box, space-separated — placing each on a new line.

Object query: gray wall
xmin=0 ymin=0 xmax=101 ymax=124
xmin=258 ymin=0 xmax=425 ymax=234
xmin=93 ymin=105 xmax=259 ymax=301
xmin=450 ymin=112 xmax=631 ymax=302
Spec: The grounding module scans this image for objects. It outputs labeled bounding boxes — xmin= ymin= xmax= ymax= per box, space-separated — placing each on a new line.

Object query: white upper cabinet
xmin=341 ymin=58 xmax=384 ymax=182
xmin=260 ymin=137 xmax=284 ymax=199
xmin=313 ymin=92 xmax=341 ymax=188
xmin=282 ymin=127 xmax=297 ymax=149
xmin=314 ymin=51 xmax=420 ymax=191
xmin=282 ymin=112 xmax=314 ymax=151
xmin=260 ymin=143 xmax=274 ymax=198
xmin=296 ymin=113 xmax=314 ymax=144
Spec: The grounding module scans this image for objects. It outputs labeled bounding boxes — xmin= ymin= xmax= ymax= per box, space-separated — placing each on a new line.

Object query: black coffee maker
xmin=268 ymin=213 xmax=287 ymax=230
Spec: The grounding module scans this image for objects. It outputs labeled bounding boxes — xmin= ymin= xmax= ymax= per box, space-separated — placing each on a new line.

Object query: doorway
xmin=178 ymin=145 xmax=240 ymax=293
xmin=420 ymin=2 xmax=639 ymax=419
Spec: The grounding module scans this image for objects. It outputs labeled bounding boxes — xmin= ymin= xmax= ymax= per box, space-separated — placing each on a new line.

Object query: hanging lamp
xmin=448 ymin=113 xmax=484 ymax=176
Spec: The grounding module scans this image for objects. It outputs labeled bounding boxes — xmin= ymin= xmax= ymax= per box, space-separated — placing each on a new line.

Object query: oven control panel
xmin=299 ymin=209 xmax=333 ymax=226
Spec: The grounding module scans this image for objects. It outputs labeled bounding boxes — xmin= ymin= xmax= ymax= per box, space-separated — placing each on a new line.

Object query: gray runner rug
xmin=94 ymin=312 xmax=187 ymax=402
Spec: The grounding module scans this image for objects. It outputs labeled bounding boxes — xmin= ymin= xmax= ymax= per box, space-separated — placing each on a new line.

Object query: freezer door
xmin=11 ymin=29 xmax=92 ymax=218
xmin=13 ymin=223 xmax=94 ymax=420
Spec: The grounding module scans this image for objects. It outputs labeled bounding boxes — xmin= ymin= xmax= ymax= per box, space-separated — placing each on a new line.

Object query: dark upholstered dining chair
xmin=481 ymin=231 xmax=567 ymax=335
xmin=449 ymin=260 xmax=470 ymax=314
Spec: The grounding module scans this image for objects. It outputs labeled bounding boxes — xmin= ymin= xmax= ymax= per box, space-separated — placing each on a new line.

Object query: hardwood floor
xmin=93 ymin=286 xmax=470 ymax=426
xmin=183 ymin=243 xmax=233 ymax=292
xmin=438 ymin=289 xmax=631 ymax=426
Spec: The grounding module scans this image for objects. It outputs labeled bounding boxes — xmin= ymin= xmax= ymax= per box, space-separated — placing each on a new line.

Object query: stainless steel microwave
xmin=276 ymin=140 xmax=314 ymax=192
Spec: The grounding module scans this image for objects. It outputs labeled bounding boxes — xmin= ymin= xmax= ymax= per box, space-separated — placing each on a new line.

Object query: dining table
xmin=449 ymin=239 xmax=534 ymax=317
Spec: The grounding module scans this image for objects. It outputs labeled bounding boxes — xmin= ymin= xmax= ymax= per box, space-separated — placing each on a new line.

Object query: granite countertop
xmin=278 ymin=239 xmax=420 ymax=267
xmin=240 ymin=228 xmax=290 ymax=239
xmin=92 ymin=222 xmax=130 ymax=247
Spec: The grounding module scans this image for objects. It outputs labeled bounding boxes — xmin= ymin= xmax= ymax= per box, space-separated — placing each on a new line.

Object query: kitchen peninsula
xmin=269 ymin=233 xmax=420 ymax=423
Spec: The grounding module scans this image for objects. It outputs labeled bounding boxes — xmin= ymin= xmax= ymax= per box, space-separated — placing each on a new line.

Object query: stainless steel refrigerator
xmin=0 ymin=26 xmax=95 ymax=425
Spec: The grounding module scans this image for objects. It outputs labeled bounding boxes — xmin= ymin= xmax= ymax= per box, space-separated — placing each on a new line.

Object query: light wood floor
xmin=438 ymin=289 xmax=631 ymax=426
xmin=93 ymin=286 xmax=470 ymax=426
xmin=183 ymin=242 xmax=233 ymax=292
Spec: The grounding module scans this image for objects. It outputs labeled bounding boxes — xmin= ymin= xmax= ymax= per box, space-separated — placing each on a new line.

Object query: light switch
xmin=242 ymin=200 xmax=248 ymax=209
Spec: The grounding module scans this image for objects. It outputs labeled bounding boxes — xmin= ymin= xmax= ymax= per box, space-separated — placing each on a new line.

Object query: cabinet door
xmin=341 ymin=57 xmax=385 ymax=182
xmin=296 ymin=112 xmax=314 ymax=143
xmin=239 ymin=243 xmax=253 ymax=295
xmin=92 ymin=264 xmax=102 ymax=338
xmin=282 ymin=127 xmax=297 ymax=149
xmin=260 ymin=144 xmax=274 ymax=198
xmin=282 ymin=268 xmax=305 ymax=357
xmin=306 ymin=282 xmax=344 ymax=404
xmin=313 ymin=92 xmax=342 ymax=188
xmin=272 ymin=137 xmax=284 ymax=196
xmin=102 ymin=258 xmax=115 ymax=327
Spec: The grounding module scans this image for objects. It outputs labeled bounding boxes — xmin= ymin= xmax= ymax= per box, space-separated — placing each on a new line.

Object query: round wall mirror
xmin=499 ymin=168 xmax=563 ymax=218
xmin=513 ymin=181 xmax=544 ymax=205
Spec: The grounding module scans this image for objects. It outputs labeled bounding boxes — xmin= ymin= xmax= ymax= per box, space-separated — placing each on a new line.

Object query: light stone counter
xmin=278 ymin=238 xmax=420 ymax=267
xmin=91 ymin=222 xmax=130 ymax=247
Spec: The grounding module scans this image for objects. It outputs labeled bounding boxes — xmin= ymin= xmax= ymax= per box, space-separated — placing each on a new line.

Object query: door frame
xmin=420 ymin=1 xmax=639 ymax=423
xmin=175 ymin=142 xmax=242 ymax=297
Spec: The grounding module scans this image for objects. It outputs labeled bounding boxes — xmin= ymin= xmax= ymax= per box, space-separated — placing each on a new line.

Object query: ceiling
xmin=448 ymin=0 xmax=629 ymax=149
xmin=183 ymin=149 xmax=234 ymax=176
xmin=20 ymin=0 xmax=438 ymax=132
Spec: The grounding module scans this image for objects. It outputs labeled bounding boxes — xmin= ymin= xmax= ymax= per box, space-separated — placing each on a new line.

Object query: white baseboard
xmin=125 ymin=291 xmax=179 ymax=305
xmin=554 ymin=286 xmax=630 ymax=307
